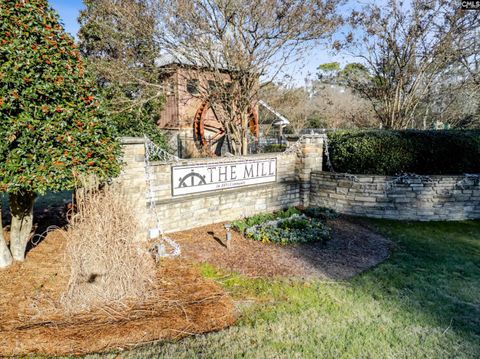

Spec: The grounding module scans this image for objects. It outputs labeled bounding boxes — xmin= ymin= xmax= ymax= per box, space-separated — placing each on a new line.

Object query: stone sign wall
xmin=120 ymin=136 xmax=480 ymax=234
xmin=120 ymin=136 xmax=323 ymax=233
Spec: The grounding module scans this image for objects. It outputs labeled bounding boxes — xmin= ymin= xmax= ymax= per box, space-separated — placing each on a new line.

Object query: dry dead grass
xmin=61 ymin=184 xmax=155 ymax=312
xmin=0 ymin=242 xmax=235 ymax=356
xmin=0 ymin=185 xmax=235 ymax=357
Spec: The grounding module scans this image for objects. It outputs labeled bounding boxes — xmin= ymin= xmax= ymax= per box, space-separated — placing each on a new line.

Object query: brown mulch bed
xmin=0 ymin=211 xmax=390 ymax=356
xmin=170 ymin=217 xmax=391 ymax=280
xmin=0 ymin=231 xmax=235 ymax=357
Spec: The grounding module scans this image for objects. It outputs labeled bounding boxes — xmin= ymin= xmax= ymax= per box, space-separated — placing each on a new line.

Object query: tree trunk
xmin=227 ymin=120 xmax=242 ymax=156
xmin=241 ymin=114 xmax=248 ymax=156
xmin=423 ymin=107 xmax=430 ymax=130
xmin=0 ymin=202 xmax=13 ymax=268
xmin=9 ymin=192 xmax=35 ymax=262
xmin=241 ymin=134 xmax=248 ymax=156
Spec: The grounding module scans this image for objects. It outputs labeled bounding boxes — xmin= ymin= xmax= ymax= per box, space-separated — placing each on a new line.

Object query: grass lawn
xmin=94 ymin=219 xmax=480 ymax=359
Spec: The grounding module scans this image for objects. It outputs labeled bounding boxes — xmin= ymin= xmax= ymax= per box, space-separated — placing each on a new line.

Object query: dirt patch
xmin=169 ymin=216 xmax=391 ymax=280
xmin=0 ymin=231 xmax=235 ymax=357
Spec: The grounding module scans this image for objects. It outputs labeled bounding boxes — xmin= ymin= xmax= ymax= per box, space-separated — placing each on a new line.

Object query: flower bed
xmin=232 ymin=208 xmax=333 ymax=245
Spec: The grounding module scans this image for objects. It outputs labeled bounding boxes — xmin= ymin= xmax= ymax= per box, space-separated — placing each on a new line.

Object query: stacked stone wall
xmin=310 ymin=172 xmax=480 ymax=221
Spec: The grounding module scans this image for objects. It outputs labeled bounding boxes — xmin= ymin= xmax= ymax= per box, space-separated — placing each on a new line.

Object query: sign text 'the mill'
xmin=171 ymin=158 xmax=277 ymax=196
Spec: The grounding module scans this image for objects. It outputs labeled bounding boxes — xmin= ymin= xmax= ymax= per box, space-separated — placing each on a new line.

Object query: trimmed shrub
xmin=262 ymin=144 xmax=287 ymax=153
xmin=0 ymin=0 xmax=121 ymax=262
xmin=325 ymin=130 xmax=480 ymax=175
xmin=0 ymin=0 xmax=121 ymax=195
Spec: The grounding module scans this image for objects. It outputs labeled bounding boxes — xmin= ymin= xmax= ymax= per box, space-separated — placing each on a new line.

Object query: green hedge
xmin=325 ymin=130 xmax=480 ymax=175
xmin=262 ymin=144 xmax=287 ymax=153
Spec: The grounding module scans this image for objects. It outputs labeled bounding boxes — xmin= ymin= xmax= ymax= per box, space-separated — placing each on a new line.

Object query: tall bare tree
xmin=78 ymin=0 xmax=168 ymax=147
xmin=261 ymin=79 xmax=376 ymax=133
xmin=310 ymin=83 xmax=376 ymax=129
xmin=155 ymin=0 xmax=342 ymax=154
xmin=420 ymin=62 xmax=480 ymax=129
xmin=260 ymin=84 xmax=312 ymax=134
xmin=345 ymin=0 xmax=479 ymax=129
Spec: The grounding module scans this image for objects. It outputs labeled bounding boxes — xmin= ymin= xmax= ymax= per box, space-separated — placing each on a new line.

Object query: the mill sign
xmin=171 ymin=158 xmax=277 ymax=196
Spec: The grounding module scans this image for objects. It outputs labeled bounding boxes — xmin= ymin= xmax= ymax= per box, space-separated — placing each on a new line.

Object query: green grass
xmin=84 ymin=220 xmax=480 ymax=358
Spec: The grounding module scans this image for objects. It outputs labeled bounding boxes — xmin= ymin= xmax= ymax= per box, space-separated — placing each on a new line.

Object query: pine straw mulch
xmin=0 ymin=230 xmax=235 ymax=357
xmin=0 ymin=214 xmax=390 ymax=356
xmin=169 ymin=216 xmax=391 ymax=280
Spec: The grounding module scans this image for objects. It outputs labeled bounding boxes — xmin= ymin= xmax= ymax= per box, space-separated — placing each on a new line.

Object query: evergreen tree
xmin=0 ymin=0 xmax=121 ymax=265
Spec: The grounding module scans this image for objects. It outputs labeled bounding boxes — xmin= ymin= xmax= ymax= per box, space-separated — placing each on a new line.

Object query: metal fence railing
xmin=169 ymin=128 xmax=339 ymax=158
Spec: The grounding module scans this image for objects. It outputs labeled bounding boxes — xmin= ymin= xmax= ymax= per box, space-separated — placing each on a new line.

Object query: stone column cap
xmin=120 ymin=137 xmax=147 ymax=144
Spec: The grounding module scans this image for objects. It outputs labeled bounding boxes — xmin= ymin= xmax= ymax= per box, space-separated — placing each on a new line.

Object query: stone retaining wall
xmin=310 ymin=171 xmax=480 ymax=221
xmin=120 ymin=136 xmax=323 ymax=233
xmin=121 ymin=136 xmax=480 ymax=233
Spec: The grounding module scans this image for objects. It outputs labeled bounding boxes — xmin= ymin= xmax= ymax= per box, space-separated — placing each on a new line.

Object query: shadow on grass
xmin=193 ymin=219 xmax=480 ymax=352
xmin=229 ymin=219 xmax=480 ymax=356
xmin=348 ymin=219 xmax=480 ymax=337
xmin=1 ymin=191 xmax=73 ymax=253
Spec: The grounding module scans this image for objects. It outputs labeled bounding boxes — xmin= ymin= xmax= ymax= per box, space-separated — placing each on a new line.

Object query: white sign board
xmin=171 ymin=158 xmax=277 ymax=196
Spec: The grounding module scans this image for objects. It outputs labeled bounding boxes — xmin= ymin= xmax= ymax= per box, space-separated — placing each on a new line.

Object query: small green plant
xmin=232 ymin=207 xmax=301 ymax=233
xmin=304 ymin=207 xmax=338 ymax=220
xmin=277 ymin=217 xmax=309 ymax=230
xmin=245 ymin=214 xmax=330 ymax=245
xmin=233 ymin=207 xmax=332 ymax=245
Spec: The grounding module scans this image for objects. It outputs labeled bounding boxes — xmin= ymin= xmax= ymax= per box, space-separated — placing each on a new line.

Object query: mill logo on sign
xmin=171 ymin=158 xmax=277 ymax=196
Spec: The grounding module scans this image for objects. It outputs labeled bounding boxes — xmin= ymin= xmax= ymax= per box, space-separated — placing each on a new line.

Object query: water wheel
xmin=193 ymin=98 xmax=259 ymax=156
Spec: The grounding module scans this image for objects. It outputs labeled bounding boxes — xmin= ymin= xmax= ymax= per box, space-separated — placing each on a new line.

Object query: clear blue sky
xmin=50 ymin=0 xmax=83 ymax=38
xmin=49 ymin=0 xmax=355 ymax=85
